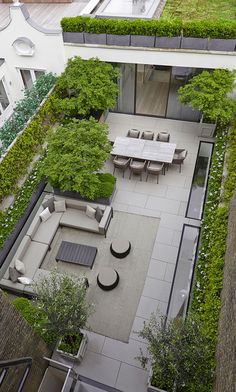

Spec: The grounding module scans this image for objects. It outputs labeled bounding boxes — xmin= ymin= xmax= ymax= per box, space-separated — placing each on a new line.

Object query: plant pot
xmin=130 ymin=35 xmax=155 ymax=48
xmin=62 ymin=32 xmax=84 ymax=44
xmin=199 ymin=117 xmax=217 ymax=137
xmin=56 ymin=333 xmax=88 ymax=363
xmin=84 ymin=33 xmax=107 ymax=45
xmin=107 ymin=34 xmax=130 ymax=46
xmin=207 ymin=39 xmax=236 ymax=52
xmin=53 ymin=187 xmax=115 ymax=205
xmin=181 ymin=37 xmax=208 ymax=50
xmin=155 ymin=36 xmax=181 ymax=49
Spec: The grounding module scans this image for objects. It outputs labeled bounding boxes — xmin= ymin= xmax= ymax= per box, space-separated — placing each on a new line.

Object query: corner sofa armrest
xmin=99 ymin=206 xmax=113 ymax=236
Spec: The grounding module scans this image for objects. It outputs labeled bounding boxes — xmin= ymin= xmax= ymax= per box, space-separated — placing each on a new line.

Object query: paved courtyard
xmin=53 ymin=113 xmax=207 ymax=391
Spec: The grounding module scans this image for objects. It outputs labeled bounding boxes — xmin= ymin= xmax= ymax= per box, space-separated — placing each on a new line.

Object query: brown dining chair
xmin=156 ymin=132 xmax=170 ymax=142
xmin=146 ymin=161 xmax=164 ymax=183
xmin=140 ymin=131 xmax=154 ymax=140
xmin=172 ymin=149 xmax=188 ymax=172
xmin=113 ymin=155 xmax=131 ymax=178
xmin=127 ymin=129 xmax=140 ymax=138
xmin=129 ymin=159 xmax=146 ymax=181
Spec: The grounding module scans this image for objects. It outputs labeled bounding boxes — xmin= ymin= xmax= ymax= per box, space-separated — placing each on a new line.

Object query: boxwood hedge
xmin=61 ymin=16 xmax=236 ymax=39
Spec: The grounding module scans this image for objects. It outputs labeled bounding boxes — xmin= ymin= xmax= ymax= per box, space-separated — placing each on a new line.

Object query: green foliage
xmin=12 ymin=297 xmax=56 ymax=346
xmin=52 ymin=57 xmax=119 ymax=119
xmin=178 ymin=69 xmax=236 ymax=123
xmin=0 ymin=158 xmax=44 ymax=248
xmin=96 ymin=173 xmax=116 ymax=198
xmin=33 ymin=271 xmax=93 ymax=341
xmin=41 ymin=118 xmax=112 ymax=199
xmin=138 ymin=314 xmax=213 ymax=391
xmin=61 ymin=16 xmax=236 ymax=39
xmin=58 ymin=333 xmax=83 ymax=355
xmin=0 ymin=73 xmax=55 ymax=155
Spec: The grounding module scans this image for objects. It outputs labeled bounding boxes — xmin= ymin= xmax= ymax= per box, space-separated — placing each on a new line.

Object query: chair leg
xmin=113 ymin=166 xmax=116 ymax=175
xmin=179 ymin=164 xmax=181 ymax=173
xmin=157 ymin=174 xmax=159 ymax=184
xmin=140 ymin=173 xmax=142 ymax=182
xmin=129 ymin=170 xmax=132 ymax=180
xmin=146 ymin=173 xmax=149 ymax=182
xmin=122 ymin=169 xmax=125 ymax=178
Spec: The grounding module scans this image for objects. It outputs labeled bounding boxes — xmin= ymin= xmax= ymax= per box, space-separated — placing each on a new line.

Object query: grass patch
xmin=162 ymin=0 xmax=236 ymax=20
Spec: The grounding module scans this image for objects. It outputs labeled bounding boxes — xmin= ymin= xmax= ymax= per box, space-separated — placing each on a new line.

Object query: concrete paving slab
xmin=116 ymin=363 xmax=149 ymax=392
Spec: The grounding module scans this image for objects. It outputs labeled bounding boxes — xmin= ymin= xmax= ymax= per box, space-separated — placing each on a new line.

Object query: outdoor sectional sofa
xmin=0 ymin=195 xmax=113 ymax=295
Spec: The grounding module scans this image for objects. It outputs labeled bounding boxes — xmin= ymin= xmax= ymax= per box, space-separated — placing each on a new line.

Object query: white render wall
xmin=64 ymin=43 xmax=236 ymax=70
xmin=0 ymin=3 xmax=65 ymax=126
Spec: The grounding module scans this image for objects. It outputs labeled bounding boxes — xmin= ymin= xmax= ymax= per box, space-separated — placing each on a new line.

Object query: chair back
xmin=127 ymin=129 xmax=140 ymax=138
xmin=156 ymin=132 xmax=170 ymax=142
xmin=141 ymin=131 xmax=154 ymax=140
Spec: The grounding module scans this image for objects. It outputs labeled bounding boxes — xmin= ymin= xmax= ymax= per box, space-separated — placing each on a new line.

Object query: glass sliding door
xmin=115 ymin=63 xmax=136 ymax=114
xmin=166 ymin=66 xmax=201 ymax=121
xmin=136 ymin=64 xmax=171 ymax=117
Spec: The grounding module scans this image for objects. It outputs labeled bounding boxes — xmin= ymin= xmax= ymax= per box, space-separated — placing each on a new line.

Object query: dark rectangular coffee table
xmin=56 ymin=241 xmax=97 ymax=269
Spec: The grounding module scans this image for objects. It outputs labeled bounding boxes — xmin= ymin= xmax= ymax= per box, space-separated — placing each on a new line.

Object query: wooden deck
xmin=0 ymin=0 xmax=89 ymax=29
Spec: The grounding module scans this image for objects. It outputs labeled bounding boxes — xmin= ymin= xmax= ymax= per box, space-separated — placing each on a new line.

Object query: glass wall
xmin=115 ymin=63 xmax=136 ymax=114
xmin=186 ymin=142 xmax=214 ymax=220
xmin=113 ymin=63 xmax=203 ymax=122
xmin=166 ymin=225 xmax=200 ymax=320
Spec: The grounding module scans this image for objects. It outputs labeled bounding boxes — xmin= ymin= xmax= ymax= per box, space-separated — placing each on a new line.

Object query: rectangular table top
xmin=56 ymin=241 xmax=97 ymax=269
xmin=112 ymin=136 xmax=176 ymax=163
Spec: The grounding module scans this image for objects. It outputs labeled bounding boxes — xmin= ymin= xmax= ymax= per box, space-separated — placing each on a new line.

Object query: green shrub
xmin=0 ymin=73 xmax=55 ymax=155
xmin=12 ymin=297 xmax=56 ymax=346
xmin=97 ymin=173 xmax=116 ymax=198
xmin=61 ymin=16 xmax=236 ymax=39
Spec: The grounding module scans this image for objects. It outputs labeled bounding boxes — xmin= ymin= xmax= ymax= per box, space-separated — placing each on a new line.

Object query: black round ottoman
xmin=110 ymin=239 xmax=131 ymax=259
xmin=97 ymin=267 xmax=119 ymax=291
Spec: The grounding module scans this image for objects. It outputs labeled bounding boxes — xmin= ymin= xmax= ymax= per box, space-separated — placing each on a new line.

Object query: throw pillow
xmin=95 ymin=206 xmax=103 ymax=223
xmin=54 ymin=199 xmax=66 ymax=212
xmin=9 ymin=267 xmax=21 ymax=283
xmin=143 ymin=131 xmax=153 ymax=140
xmin=86 ymin=205 xmax=96 ymax=219
xmin=39 ymin=207 xmax=51 ymax=222
xmin=15 ymin=259 xmax=25 ymax=274
xmin=42 ymin=196 xmax=55 ymax=213
xmin=18 ymin=276 xmax=32 ymax=285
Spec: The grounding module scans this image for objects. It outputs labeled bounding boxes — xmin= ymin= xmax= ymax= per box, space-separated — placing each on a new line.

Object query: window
xmin=19 ymin=69 xmax=45 ymax=90
xmin=0 ymin=79 xmax=10 ymax=113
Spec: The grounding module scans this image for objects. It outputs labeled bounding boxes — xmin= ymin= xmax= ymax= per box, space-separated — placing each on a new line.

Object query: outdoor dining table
xmin=112 ymin=136 xmax=177 ymax=164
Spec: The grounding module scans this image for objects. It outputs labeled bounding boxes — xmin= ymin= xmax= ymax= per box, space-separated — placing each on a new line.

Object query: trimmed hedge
xmin=190 ymin=124 xmax=236 ymax=377
xmin=61 ymin=16 xmax=236 ymax=39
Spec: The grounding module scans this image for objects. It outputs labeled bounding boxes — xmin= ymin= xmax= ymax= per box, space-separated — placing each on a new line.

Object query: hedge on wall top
xmin=61 ymin=16 xmax=236 ymax=39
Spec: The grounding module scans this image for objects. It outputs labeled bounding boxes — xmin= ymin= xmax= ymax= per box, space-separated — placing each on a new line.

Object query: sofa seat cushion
xmin=60 ymin=208 xmax=99 ymax=232
xmin=33 ymin=211 xmax=62 ymax=245
xmin=19 ymin=241 xmax=48 ymax=278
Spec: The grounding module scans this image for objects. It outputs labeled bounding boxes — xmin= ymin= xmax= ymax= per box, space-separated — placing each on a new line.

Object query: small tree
xmin=42 ymin=117 xmax=112 ymax=199
xmin=178 ymin=69 xmax=236 ymax=124
xmin=138 ymin=314 xmax=213 ymax=392
xmin=33 ymin=271 xmax=93 ymax=342
xmin=52 ymin=56 xmax=119 ymax=118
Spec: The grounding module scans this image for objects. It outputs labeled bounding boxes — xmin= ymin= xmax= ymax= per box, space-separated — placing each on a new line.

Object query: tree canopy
xmin=178 ymin=69 xmax=236 ymax=124
xmin=42 ymin=118 xmax=112 ymax=199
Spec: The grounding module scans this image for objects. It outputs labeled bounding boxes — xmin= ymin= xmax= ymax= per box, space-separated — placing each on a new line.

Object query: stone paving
xmin=53 ymin=113 xmax=208 ymax=391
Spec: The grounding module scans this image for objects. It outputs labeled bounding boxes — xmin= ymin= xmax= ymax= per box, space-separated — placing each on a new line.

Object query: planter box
xmin=199 ymin=119 xmax=217 ymax=137
xmin=107 ymin=34 xmax=130 ymax=46
xmin=56 ymin=333 xmax=88 ymax=363
xmin=53 ymin=187 xmax=115 ymax=206
xmin=84 ymin=33 xmax=107 ymax=45
xmin=130 ymin=35 xmax=155 ymax=48
xmin=155 ymin=36 xmax=181 ymax=49
xmin=181 ymin=37 xmax=208 ymax=50
xmin=207 ymin=39 xmax=236 ymax=52
xmin=62 ymin=32 xmax=84 ymax=44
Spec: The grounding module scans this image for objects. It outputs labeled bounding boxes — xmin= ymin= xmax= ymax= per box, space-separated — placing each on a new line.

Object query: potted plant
xmin=138 ymin=314 xmax=214 ymax=392
xmin=41 ymin=118 xmax=116 ymax=202
xmin=33 ymin=271 xmax=93 ymax=363
xmin=178 ymin=69 xmax=236 ymax=134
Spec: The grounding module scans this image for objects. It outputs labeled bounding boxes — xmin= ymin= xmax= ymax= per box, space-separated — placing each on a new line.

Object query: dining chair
xmin=140 ymin=131 xmax=154 ymax=140
xmin=113 ymin=155 xmax=131 ymax=178
xmin=129 ymin=159 xmax=146 ymax=181
xmin=146 ymin=161 xmax=164 ymax=183
xmin=127 ymin=129 xmax=140 ymax=138
xmin=156 ymin=132 xmax=170 ymax=142
xmin=172 ymin=149 xmax=188 ymax=172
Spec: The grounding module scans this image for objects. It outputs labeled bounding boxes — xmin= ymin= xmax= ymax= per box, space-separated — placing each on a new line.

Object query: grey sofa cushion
xmin=9 ymin=267 xmax=21 ymax=283
xmin=33 ymin=211 xmax=62 ymax=245
xmin=42 ymin=196 xmax=55 ymax=213
xmin=60 ymin=208 xmax=99 ymax=232
xmin=22 ymin=241 xmax=48 ymax=277
xmin=95 ymin=206 xmax=103 ymax=223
